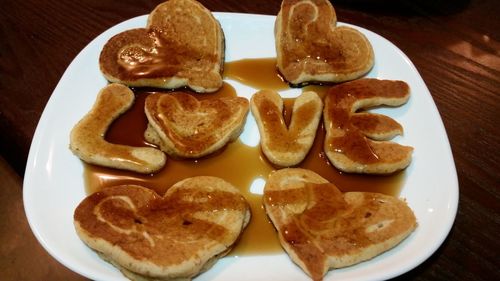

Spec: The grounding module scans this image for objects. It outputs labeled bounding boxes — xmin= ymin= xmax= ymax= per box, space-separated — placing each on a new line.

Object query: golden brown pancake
xmin=144 ymin=92 xmax=249 ymax=158
xmin=263 ymin=168 xmax=417 ymax=281
xmin=323 ymin=78 xmax=413 ymax=174
xmin=275 ymin=0 xmax=374 ymax=85
xmin=250 ymin=90 xmax=323 ymax=167
xmin=74 ymin=177 xmax=250 ymax=280
xmin=69 ymin=83 xmax=166 ymax=174
xmin=99 ymin=0 xmax=224 ymax=93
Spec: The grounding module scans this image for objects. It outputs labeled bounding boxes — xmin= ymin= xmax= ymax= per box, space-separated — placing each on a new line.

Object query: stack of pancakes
xmin=69 ymin=0 xmax=416 ymax=280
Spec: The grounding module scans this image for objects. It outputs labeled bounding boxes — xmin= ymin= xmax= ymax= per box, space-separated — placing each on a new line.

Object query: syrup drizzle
xmin=84 ymin=58 xmax=406 ymax=256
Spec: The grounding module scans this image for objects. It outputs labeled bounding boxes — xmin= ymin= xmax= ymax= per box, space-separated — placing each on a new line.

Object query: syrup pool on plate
xmin=84 ymin=58 xmax=406 ymax=256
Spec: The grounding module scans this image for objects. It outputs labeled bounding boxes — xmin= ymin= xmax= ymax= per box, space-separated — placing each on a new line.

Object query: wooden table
xmin=0 ymin=0 xmax=498 ymax=280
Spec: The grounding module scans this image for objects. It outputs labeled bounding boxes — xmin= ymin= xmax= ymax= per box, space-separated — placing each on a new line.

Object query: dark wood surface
xmin=0 ymin=0 xmax=498 ymax=280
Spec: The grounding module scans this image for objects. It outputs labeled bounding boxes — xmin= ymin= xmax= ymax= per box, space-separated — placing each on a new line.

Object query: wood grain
xmin=0 ymin=0 xmax=498 ymax=280
xmin=0 ymin=155 xmax=86 ymax=281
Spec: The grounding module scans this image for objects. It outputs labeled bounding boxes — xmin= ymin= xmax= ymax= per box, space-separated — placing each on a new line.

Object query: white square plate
xmin=23 ymin=13 xmax=458 ymax=281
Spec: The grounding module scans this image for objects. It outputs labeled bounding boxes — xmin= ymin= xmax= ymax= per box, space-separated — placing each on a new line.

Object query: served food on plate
xmin=99 ymin=0 xmax=224 ymax=93
xmin=74 ymin=176 xmax=250 ymax=281
xmin=263 ymin=168 xmax=417 ymax=281
xmin=144 ymin=92 xmax=249 ymax=158
xmin=66 ymin=0 xmax=417 ymax=280
xmin=251 ymin=90 xmax=323 ymax=167
xmin=275 ymin=0 xmax=374 ymax=85
xmin=323 ymin=78 xmax=413 ymax=174
xmin=69 ymin=83 xmax=166 ymax=174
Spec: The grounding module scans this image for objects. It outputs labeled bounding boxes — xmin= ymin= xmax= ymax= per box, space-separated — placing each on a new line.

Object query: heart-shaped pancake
xmin=275 ymin=0 xmax=374 ymax=85
xmin=99 ymin=0 xmax=224 ymax=93
xmin=250 ymin=90 xmax=323 ymax=167
xmin=144 ymin=92 xmax=249 ymax=158
xmin=263 ymin=168 xmax=416 ymax=281
xmin=323 ymin=78 xmax=413 ymax=174
xmin=74 ymin=176 xmax=250 ymax=280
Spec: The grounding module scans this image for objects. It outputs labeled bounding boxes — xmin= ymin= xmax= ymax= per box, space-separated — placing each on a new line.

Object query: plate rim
xmin=22 ymin=12 xmax=459 ymax=281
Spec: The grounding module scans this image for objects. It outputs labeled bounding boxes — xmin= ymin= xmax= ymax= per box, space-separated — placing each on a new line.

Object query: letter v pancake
xmin=251 ymin=90 xmax=323 ymax=167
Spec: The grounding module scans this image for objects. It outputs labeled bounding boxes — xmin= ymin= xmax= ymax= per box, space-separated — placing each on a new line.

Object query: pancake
xmin=250 ymin=90 xmax=323 ymax=166
xmin=99 ymin=0 xmax=224 ymax=93
xmin=74 ymin=176 xmax=250 ymax=280
xmin=263 ymin=168 xmax=417 ymax=280
xmin=275 ymin=0 xmax=374 ymax=85
xmin=323 ymin=78 xmax=413 ymax=174
xmin=69 ymin=83 xmax=166 ymax=174
xmin=144 ymin=92 xmax=249 ymax=158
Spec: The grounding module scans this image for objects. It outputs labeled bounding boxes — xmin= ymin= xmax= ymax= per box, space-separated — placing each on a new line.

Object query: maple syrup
xmin=75 ymin=184 xmax=248 ymax=261
xmin=103 ymin=25 xmax=221 ymax=83
xmin=85 ymin=82 xmax=281 ymax=255
xmin=324 ymin=79 xmax=412 ymax=168
xmin=281 ymin=98 xmax=405 ymax=195
xmin=224 ymin=58 xmax=289 ymax=91
xmin=84 ymin=58 xmax=406 ymax=256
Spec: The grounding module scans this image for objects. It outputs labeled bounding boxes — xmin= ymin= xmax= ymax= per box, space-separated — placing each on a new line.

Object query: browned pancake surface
xmin=144 ymin=92 xmax=249 ymax=158
xmin=263 ymin=168 xmax=417 ymax=280
xmin=99 ymin=0 xmax=224 ymax=93
xmin=69 ymin=83 xmax=166 ymax=173
xmin=74 ymin=177 xmax=250 ymax=280
xmin=250 ymin=90 xmax=323 ymax=166
xmin=323 ymin=78 xmax=413 ymax=174
xmin=275 ymin=0 xmax=374 ymax=85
